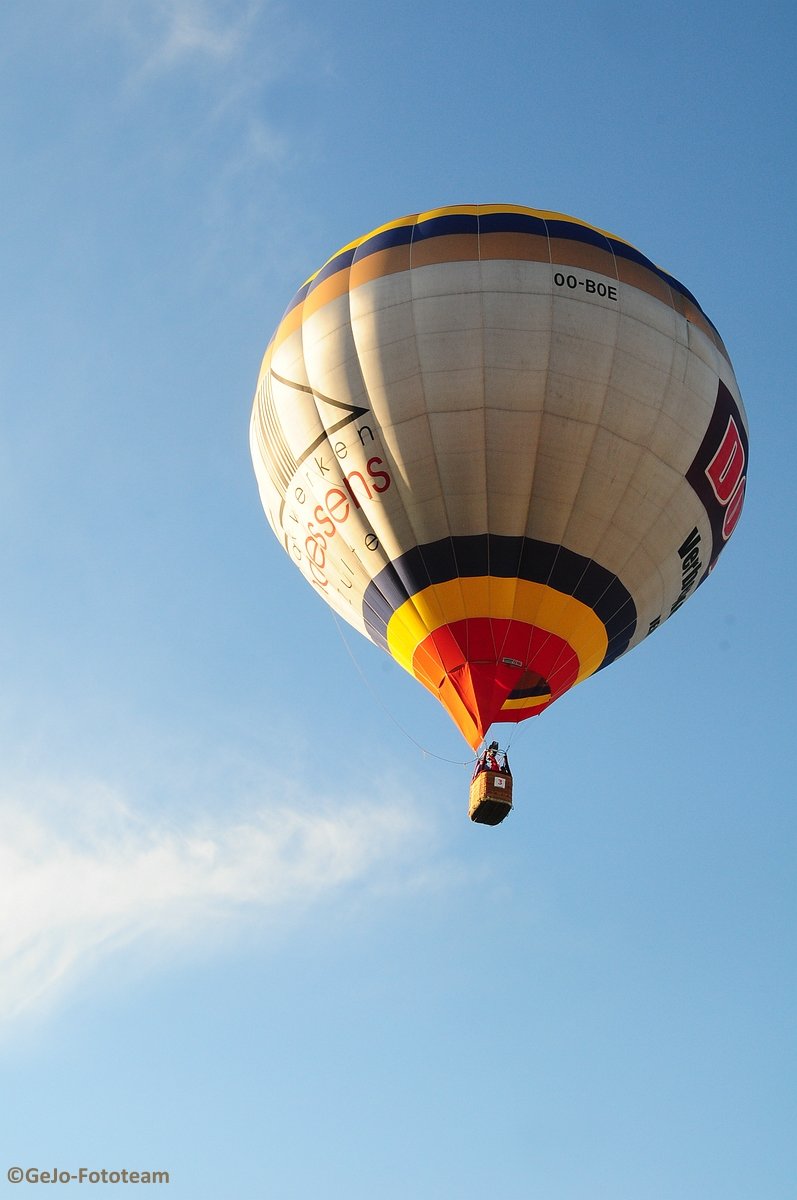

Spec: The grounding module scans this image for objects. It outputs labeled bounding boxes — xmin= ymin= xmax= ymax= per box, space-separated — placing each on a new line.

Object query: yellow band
xmin=384 ymin=576 xmax=609 ymax=686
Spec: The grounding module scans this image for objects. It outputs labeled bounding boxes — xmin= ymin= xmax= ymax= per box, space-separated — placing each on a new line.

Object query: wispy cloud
xmin=102 ymin=0 xmax=296 ymax=126
xmin=137 ymin=0 xmax=248 ymax=72
xmin=0 ymin=774 xmax=431 ymax=1025
xmin=74 ymin=0 xmax=324 ymax=279
xmin=113 ymin=0 xmax=263 ymax=79
xmin=92 ymin=0 xmax=310 ymax=257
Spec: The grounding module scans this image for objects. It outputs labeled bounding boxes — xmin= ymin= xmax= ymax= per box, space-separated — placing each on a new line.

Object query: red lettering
xmin=316 ymin=462 xmax=391 ymax=532
xmin=706 ymin=416 xmax=745 ymax=504
xmin=723 ymin=476 xmax=746 ymax=539
xmin=342 ymin=470 xmax=371 ymax=509
xmin=367 ymin=456 xmax=391 ymax=493
xmin=311 ymin=507 xmax=336 ymax=539
xmin=325 ymin=487 xmax=350 ymax=524
xmin=305 ymin=532 xmax=326 ymax=568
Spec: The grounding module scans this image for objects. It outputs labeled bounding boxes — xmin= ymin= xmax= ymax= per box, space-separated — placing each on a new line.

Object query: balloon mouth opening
xmin=437 ymin=660 xmax=557 ymax=750
xmin=507 ymin=669 xmax=551 ymax=700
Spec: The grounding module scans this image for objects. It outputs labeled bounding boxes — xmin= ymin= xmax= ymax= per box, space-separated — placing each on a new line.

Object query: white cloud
xmin=104 ymin=0 xmax=303 ymax=210
xmin=142 ymin=0 xmax=246 ymax=69
xmin=100 ymin=0 xmax=258 ymax=75
xmin=0 ymin=774 xmax=431 ymax=1024
xmin=77 ymin=0 xmax=319 ymax=268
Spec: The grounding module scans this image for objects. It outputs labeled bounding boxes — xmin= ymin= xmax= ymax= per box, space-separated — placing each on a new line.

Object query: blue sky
xmin=1 ymin=2 xmax=794 ymax=1197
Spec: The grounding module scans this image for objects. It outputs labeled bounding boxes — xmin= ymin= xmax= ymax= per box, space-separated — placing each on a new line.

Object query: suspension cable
xmin=331 ymin=612 xmax=477 ymax=767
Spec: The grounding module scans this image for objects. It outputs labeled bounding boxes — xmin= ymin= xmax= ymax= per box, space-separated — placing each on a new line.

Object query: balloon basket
xmin=468 ymin=770 xmax=513 ymax=826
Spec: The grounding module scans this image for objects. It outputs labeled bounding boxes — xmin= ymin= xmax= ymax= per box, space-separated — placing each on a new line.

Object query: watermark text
xmin=7 ymin=1167 xmax=169 ymax=1185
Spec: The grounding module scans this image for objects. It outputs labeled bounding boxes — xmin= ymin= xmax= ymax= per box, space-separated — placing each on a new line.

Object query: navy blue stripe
xmin=278 ymin=210 xmax=715 ymax=333
xmin=546 ymin=218 xmax=613 ymax=252
xmin=478 ymin=211 xmax=548 ymax=237
xmin=412 ymin=212 xmax=479 ymax=240
xmin=605 ymin=236 xmax=656 ymax=271
xmin=353 ymin=224 xmax=415 ymax=260
xmin=307 ymin=245 xmax=356 ymax=294
xmin=362 ymin=534 xmax=637 ymax=670
xmin=507 ymin=682 xmax=551 ymax=699
xmin=657 ymin=268 xmax=706 ymax=314
xmin=279 ymin=279 xmax=312 ymax=321
xmin=606 ymin=238 xmax=715 ymax=327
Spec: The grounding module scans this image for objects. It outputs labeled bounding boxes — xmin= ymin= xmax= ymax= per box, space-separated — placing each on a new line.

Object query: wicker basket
xmin=468 ymin=770 xmax=513 ymax=825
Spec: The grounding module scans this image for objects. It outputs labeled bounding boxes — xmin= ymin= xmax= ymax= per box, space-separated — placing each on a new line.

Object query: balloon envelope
xmin=250 ymin=205 xmax=748 ymax=749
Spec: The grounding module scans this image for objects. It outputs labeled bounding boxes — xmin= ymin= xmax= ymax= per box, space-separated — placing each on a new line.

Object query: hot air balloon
xmin=250 ymin=204 xmax=748 ymax=822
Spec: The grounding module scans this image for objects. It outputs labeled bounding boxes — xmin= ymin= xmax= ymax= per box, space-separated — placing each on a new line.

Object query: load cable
xmin=331 ymin=611 xmax=477 ymax=767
